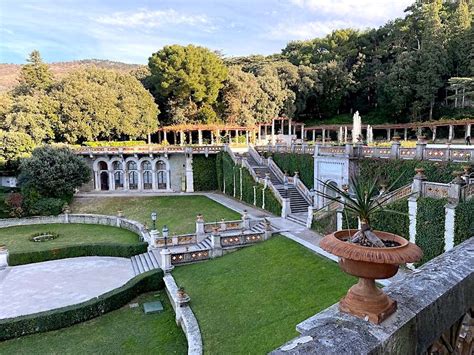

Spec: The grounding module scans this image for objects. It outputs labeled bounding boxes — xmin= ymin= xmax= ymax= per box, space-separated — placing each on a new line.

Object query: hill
xmin=0 ymin=59 xmax=144 ymax=92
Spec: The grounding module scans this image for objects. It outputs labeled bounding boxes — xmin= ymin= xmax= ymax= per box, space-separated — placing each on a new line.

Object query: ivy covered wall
xmin=371 ymin=198 xmax=409 ymax=239
xmin=193 ymin=154 xmax=218 ymax=191
xmin=454 ymin=199 xmax=474 ymax=246
xmin=264 ymin=153 xmax=314 ymax=188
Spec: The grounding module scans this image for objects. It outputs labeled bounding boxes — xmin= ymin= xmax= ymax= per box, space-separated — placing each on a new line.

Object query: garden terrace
xmin=172 ymin=236 xmax=356 ymax=354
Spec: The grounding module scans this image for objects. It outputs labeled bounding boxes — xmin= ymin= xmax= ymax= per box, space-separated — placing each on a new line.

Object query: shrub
xmin=371 ymin=198 xmax=409 ymax=239
xmin=8 ymin=242 xmax=148 ymax=266
xmin=27 ymin=197 xmax=65 ymax=216
xmin=416 ymin=197 xmax=446 ymax=265
xmin=18 ymin=145 xmax=90 ymax=199
xmin=193 ymin=154 xmax=218 ymax=191
xmin=0 ymin=269 xmax=163 ymax=340
xmin=5 ymin=192 xmax=24 ymax=217
xmin=454 ymin=199 xmax=474 ymax=246
xmin=312 ymin=211 xmax=336 ymax=235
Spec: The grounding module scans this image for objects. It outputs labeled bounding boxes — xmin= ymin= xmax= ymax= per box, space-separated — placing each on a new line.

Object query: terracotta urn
xmin=320 ymin=229 xmax=422 ymax=324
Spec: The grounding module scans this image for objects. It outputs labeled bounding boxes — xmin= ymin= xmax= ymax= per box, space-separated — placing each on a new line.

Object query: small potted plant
xmin=316 ymin=176 xmax=422 ymax=324
xmin=177 ymin=287 xmax=190 ymax=307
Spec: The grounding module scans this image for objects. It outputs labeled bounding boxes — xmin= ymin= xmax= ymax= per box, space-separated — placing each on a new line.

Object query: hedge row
xmin=0 ymin=269 xmax=163 ymax=340
xmin=8 ymin=242 xmax=148 ymax=266
xmin=264 ymin=153 xmax=314 ymax=188
xmin=416 ymin=197 xmax=447 ymax=265
xmin=216 ymin=152 xmax=282 ymax=216
xmin=454 ymin=199 xmax=474 ymax=246
xmin=193 ymin=154 xmax=218 ymax=191
xmin=371 ymin=198 xmax=410 ymax=239
xmin=358 ymin=159 xmax=463 ymax=189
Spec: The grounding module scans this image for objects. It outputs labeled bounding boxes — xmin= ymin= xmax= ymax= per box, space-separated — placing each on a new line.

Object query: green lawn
xmin=0 ymin=224 xmax=140 ymax=253
xmin=173 ymin=236 xmax=356 ymax=354
xmin=71 ymin=195 xmax=240 ymax=235
xmin=0 ymin=292 xmax=188 ymax=355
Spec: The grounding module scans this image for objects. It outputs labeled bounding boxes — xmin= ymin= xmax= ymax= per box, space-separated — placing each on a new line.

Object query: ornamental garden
xmin=1 ymin=0 xmax=473 ymax=353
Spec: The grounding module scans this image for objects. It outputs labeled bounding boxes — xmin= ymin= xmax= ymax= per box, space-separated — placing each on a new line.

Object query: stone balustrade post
xmin=313 ymin=143 xmax=321 ymax=157
xmin=306 ymin=205 xmax=314 ymax=228
xmin=150 ymin=229 xmax=161 ymax=249
xmin=241 ymin=210 xmax=250 ymax=230
xmin=344 ymin=143 xmax=353 ymax=157
xmin=415 ymin=138 xmax=426 ymax=160
xmin=412 ymin=168 xmax=427 ymax=195
xmin=353 ymin=142 xmax=363 ymax=158
xmin=293 ymin=171 xmax=299 ymax=186
xmin=220 ymin=218 xmax=227 ymax=231
xmin=263 ymin=219 xmax=273 ymax=241
xmin=448 ymin=172 xmax=466 ymax=204
xmin=391 ymin=138 xmax=401 ymax=159
xmin=211 ymin=228 xmax=223 ymax=258
xmin=195 ymin=214 xmax=205 ymax=237
xmin=160 ymin=248 xmax=174 ymax=273
xmin=282 ymin=198 xmax=291 ymax=218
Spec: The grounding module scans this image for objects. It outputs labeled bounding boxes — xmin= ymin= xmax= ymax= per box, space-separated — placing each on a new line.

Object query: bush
xmin=8 ymin=242 xmax=148 ymax=266
xmin=358 ymin=159 xmax=463 ymax=189
xmin=5 ymin=192 xmax=24 ymax=217
xmin=454 ymin=199 xmax=474 ymax=246
xmin=0 ymin=269 xmax=163 ymax=340
xmin=193 ymin=154 xmax=218 ymax=191
xmin=312 ymin=211 xmax=336 ymax=235
xmin=416 ymin=197 xmax=446 ymax=265
xmin=27 ymin=197 xmax=65 ymax=216
xmin=266 ymin=153 xmax=314 ymax=188
xmin=18 ymin=146 xmax=90 ymax=199
xmin=371 ymin=198 xmax=409 ymax=239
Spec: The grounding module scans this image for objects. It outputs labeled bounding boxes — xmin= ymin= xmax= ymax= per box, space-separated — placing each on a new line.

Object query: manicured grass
xmin=173 ymin=236 xmax=357 ymax=354
xmin=71 ymin=195 xmax=240 ymax=235
xmin=0 ymin=224 xmax=140 ymax=253
xmin=0 ymin=292 xmax=188 ymax=354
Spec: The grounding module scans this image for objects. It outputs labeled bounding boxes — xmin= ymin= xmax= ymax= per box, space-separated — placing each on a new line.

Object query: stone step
xmin=131 ymin=257 xmax=139 ymax=276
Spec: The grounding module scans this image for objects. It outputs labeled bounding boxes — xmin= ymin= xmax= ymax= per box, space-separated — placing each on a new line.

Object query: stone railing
xmin=75 ymin=145 xmax=224 ymax=156
xmin=163 ymin=274 xmax=203 ymax=355
xmin=171 ymin=250 xmax=210 ymax=265
xmin=267 ymin=158 xmax=286 ymax=183
xmin=273 ymin=238 xmax=473 ymax=354
xmin=294 ymin=177 xmax=313 ymax=205
xmin=248 ymin=145 xmax=265 ymax=165
xmin=0 ymin=213 xmax=151 ymax=244
xmin=220 ymin=232 xmax=264 ymax=248
xmin=362 ymin=146 xmax=392 ymax=159
xmin=381 ymin=184 xmax=413 ymax=205
xmin=399 ymin=147 xmax=417 ymax=159
xmin=422 ymin=181 xmax=450 ymax=199
xmin=154 ymin=233 xmax=197 ymax=247
xmin=462 ymin=183 xmax=474 ymax=200
xmin=317 ymin=145 xmax=346 ymax=156
xmin=204 ymin=220 xmax=242 ymax=233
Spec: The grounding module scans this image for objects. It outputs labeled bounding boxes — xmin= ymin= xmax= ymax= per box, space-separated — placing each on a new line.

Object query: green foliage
xmin=371 ymin=198 xmax=409 ymax=239
xmin=358 ymin=159 xmax=463 ymax=189
xmin=416 ymin=197 xmax=446 ymax=265
xmin=16 ymin=50 xmax=54 ymax=94
xmin=193 ymin=154 xmax=218 ymax=191
xmin=269 ymin=153 xmax=314 ymax=188
xmin=18 ymin=146 xmax=90 ymax=199
xmin=52 ymin=67 xmax=159 ymax=143
xmin=0 ymin=269 xmax=163 ymax=340
xmin=0 ymin=129 xmax=35 ymax=165
xmin=312 ymin=211 xmax=336 ymax=235
xmin=83 ymin=141 xmax=146 ymax=147
xmin=26 ymin=197 xmax=66 ymax=216
xmin=454 ymin=199 xmax=474 ymax=246
xmin=8 ymin=242 xmax=148 ymax=266
xmin=148 ymin=45 xmax=227 ymax=124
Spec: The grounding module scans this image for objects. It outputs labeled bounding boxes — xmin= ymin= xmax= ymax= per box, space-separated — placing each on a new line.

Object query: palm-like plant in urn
xmin=316 ymin=176 xmax=422 ymax=324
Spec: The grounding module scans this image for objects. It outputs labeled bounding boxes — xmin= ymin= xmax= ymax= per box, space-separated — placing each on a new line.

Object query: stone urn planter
xmin=0 ymin=244 xmax=9 ymax=270
xmin=320 ymin=229 xmax=422 ymax=324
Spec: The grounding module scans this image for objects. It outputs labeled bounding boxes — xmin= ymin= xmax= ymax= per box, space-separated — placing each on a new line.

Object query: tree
xmin=148 ymin=45 xmax=227 ymax=123
xmin=18 ymin=146 xmax=90 ymax=199
xmin=17 ymin=50 xmax=54 ymax=94
xmin=447 ymin=0 xmax=471 ymax=76
xmin=0 ymin=130 xmax=35 ymax=166
xmin=52 ymin=67 xmax=159 ymax=143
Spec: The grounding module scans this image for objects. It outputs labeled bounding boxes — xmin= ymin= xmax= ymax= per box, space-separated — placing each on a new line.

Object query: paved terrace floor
xmin=0 ymin=257 xmax=134 ymax=319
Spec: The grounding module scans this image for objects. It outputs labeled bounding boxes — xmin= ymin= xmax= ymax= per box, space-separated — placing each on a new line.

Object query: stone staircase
xmin=131 ymin=251 xmax=161 ymax=276
xmin=249 ymin=220 xmax=279 ymax=233
xmin=242 ymin=149 xmax=311 ymax=225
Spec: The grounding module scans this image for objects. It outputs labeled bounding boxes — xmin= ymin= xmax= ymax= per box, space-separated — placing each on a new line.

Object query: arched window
xmin=156 ymin=160 xmax=167 ymax=190
xmin=156 ymin=160 xmax=167 ymax=171
xmin=143 ymin=171 xmax=152 ymax=189
xmin=114 ymin=171 xmax=123 ymax=189
xmin=100 ymin=171 xmax=109 ymax=190
xmin=113 ymin=161 xmax=123 ymax=170
xmin=129 ymin=171 xmax=138 ymax=190
xmin=127 ymin=161 xmax=137 ymax=171
xmin=324 ymin=181 xmax=339 ymax=205
xmin=142 ymin=160 xmax=152 ymax=170
xmin=98 ymin=161 xmax=108 ymax=170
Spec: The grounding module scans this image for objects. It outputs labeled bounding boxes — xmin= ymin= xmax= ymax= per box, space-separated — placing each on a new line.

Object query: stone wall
xmin=163 ymin=274 xmax=203 ymax=355
xmin=272 ymin=238 xmax=473 ymax=354
xmin=0 ymin=214 xmax=151 ymax=244
xmin=169 ymin=154 xmax=186 ymax=192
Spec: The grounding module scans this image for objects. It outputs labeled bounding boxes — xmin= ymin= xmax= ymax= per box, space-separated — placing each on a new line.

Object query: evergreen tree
xmin=17 ymin=50 xmax=54 ymax=94
xmin=447 ymin=0 xmax=471 ymax=76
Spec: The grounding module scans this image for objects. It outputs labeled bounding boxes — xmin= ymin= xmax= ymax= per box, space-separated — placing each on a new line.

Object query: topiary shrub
xmin=454 ymin=199 xmax=474 ymax=246
xmin=416 ymin=197 xmax=447 ymax=265
xmin=193 ymin=154 xmax=217 ymax=191
xmin=0 ymin=269 xmax=163 ymax=340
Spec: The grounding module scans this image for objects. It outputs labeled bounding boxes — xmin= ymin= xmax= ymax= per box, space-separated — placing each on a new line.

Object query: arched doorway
xmin=324 ymin=180 xmax=339 ymax=205
xmin=100 ymin=171 xmax=109 ymax=190
xmin=156 ymin=160 xmax=168 ymax=190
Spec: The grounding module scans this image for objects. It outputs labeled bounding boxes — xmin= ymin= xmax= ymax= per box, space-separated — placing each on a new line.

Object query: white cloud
xmin=95 ymin=9 xmax=211 ymax=29
xmin=289 ymin=0 xmax=413 ymax=23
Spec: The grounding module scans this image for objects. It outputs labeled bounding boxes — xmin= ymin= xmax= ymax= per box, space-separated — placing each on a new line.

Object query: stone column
xmin=188 ymin=131 xmax=192 ymax=145
xmin=312 ymin=129 xmax=316 ymax=142
xmin=109 ymin=171 xmax=115 ymax=191
xmin=185 ymin=152 xmax=194 ymax=192
xmin=407 ymin=196 xmax=417 ymax=269
xmin=198 ymin=130 xmax=203 ymax=145
xmin=404 ymin=128 xmax=408 ymax=141
xmin=137 ymin=169 xmax=143 ymax=190
xmin=415 ymin=138 xmax=427 ymax=160
xmin=412 ymin=168 xmax=427 ymax=195
xmin=288 ymin=119 xmax=292 ymax=137
xmin=466 ymin=124 xmax=471 ymax=139
xmin=245 ymin=130 xmax=249 ymax=145
xmin=211 ymin=228 xmax=222 ymax=258
xmin=391 ymin=138 xmax=401 ymax=159
xmin=432 ymin=127 xmax=437 ymax=142
xmin=322 ymin=129 xmax=326 ymax=144
xmin=444 ymin=204 xmax=456 ymax=252
xmin=448 ymin=125 xmax=454 ymax=142
xmin=386 ymin=128 xmax=391 ymax=141
xmin=160 ymin=248 xmax=174 ymax=273
xmin=211 ymin=131 xmax=215 ymax=145
xmin=306 ymin=205 xmax=313 ymax=228
xmin=336 ymin=208 xmax=344 ymax=231
xmin=94 ymin=171 xmax=100 ymax=190
xmin=242 ymin=210 xmax=250 ymax=230
xmin=180 ymin=131 xmax=185 ymax=146
xmin=164 ymin=131 xmax=168 ymax=143
xmin=448 ymin=172 xmax=465 ymax=204
xmin=271 ymin=119 xmax=276 ymax=145
xmin=282 ymin=198 xmax=291 ymax=218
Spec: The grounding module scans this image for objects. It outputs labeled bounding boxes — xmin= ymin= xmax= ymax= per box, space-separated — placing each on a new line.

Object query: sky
xmin=0 ymin=0 xmax=414 ymax=64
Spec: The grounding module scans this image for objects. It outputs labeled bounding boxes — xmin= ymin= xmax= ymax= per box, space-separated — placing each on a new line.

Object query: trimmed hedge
xmin=0 ymin=269 xmax=163 ymax=341
xmin=454 ymin=199 xmax=474 ymax=246
xmin=265 ymin=153 xmax=314 ymax=188
xmin=312 ymin=211 xmax=336 ymax=235
xmin=371 ymin=198 xmax=409 ymax=239
xmin=216 ymin=152 xmax=282 ymax=216
xmin=8 ymin=242 xmax=148 ymax=266
xmin=358 ymin=159 xmax=463 ymax=189
xmin=193 ymin=154 xmax=218 ymax=191
xmin=416 ymin=197 xmax=447 ymax=265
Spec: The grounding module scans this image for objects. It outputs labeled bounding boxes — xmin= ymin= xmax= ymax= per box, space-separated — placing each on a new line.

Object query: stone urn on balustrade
xmin=316 ymin=176 xmax=423 ymax=324
xmin=320 ymin=229 xmax=422 ymax=324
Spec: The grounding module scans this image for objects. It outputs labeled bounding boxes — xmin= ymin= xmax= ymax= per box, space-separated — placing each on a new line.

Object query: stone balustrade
xmin=272 ymin=238 xmax=474 ymax=354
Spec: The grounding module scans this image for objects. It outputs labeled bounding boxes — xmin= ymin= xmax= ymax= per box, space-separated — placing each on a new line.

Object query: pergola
xmin=257 ymin=117 xmax=305 ymax=145
xmin=304 ymin=119 xmax=474 ymax=143
xmin=156 ymin=123 xmax=258 ymax=145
